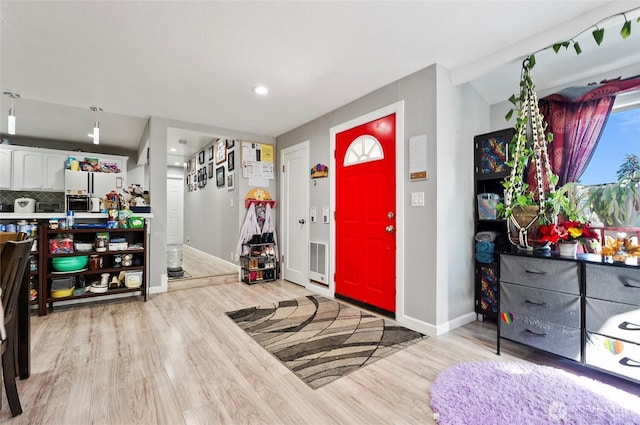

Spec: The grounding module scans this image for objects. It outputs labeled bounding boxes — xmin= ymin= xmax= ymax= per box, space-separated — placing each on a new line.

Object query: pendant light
xmin=3 ymin=92 xmax=20 ymax=135
xmin=90 ymin=106 xmax=102 ymax=144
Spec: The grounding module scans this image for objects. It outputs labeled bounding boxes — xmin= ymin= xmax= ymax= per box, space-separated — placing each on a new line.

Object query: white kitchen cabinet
xmin=12 ymin=149 xmax=67 ymax=191
xmin=0 ymin=146 xmax=13 ymax=189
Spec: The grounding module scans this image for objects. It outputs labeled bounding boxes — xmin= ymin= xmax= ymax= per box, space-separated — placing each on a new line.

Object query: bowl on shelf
xmin=52 ymin=255 xmax=89 ymax=272
xmin=74 ymin=242 xmax=94 ymax=252
xmin=51 ymin=286 xmax=75 ymax=298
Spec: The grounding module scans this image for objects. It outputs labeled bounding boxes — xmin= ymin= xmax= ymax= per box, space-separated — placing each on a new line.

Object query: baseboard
xmin=149 ymin=274 xmax=168 ymax=294
xmin=398 ymin=311 xmax=477 ymax=337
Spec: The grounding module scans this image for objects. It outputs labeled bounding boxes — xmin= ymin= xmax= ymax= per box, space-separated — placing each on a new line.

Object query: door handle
xmin=385 ymin=225 xmax=395 ymax=233
xmin=299 ymin=219 xmax=306 ymax=224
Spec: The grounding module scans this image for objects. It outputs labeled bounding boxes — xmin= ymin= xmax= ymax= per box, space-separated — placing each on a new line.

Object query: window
xmin=580 ymin=91 xmax=640 ymax=185
xmin=343 ymin=135 xmax=383 ymax=166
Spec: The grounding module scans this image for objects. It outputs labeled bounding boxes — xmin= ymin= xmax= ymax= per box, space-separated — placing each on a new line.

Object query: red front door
xmin=335 ymin=113 xmax=396 ymax=313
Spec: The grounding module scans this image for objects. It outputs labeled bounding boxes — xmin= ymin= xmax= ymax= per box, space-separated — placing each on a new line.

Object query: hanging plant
xmin=499 ymin=57 xmax=559 ymax=249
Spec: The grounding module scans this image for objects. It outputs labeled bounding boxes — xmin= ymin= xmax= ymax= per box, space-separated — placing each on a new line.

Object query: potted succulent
xmin=588 ymin=154 xmax=640 ymax=227
xmin=498 ymin=57 xmax=558 ymax=249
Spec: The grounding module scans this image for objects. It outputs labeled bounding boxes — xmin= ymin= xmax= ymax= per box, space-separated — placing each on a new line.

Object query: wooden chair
xmin=0 ymin=238 xmax=33 ymax=416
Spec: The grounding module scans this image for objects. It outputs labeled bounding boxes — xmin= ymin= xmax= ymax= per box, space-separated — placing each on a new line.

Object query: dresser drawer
xmin=585 ymin=264 xmax=640 ymax=305
xmin=585 ymin=298 xmax=640 ymax=343
xmin=502 ymin=282 xmax=580 ymax=328
xmin=501 ymin=255 xmax=580 ymax=294
xmin=500 ymin=312 xmax=581 ymax=360
xmin=585 ymin=332 xmax=640 ymax=382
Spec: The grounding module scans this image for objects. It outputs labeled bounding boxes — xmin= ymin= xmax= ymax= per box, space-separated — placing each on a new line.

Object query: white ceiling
xmin=1 ymin=1 xmax=639 ymax=161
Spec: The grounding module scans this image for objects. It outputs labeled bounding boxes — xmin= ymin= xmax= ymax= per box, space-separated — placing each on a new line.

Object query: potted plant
xmin=539 ymin=220 xmax=599 ymax=257
xmin=498 ymin=57 xmax=559 ymax=249
xmin=588 ymin=154 xmax=640 ymax=227
xmin=547 ymin=181 xmax=591 ymax=222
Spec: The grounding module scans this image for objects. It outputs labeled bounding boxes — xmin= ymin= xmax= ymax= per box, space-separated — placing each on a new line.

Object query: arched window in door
xmin=343 ymin=135 xmax=384 ymax=166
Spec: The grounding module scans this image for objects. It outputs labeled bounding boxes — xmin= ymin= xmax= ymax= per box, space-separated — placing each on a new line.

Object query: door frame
xmin=279 ymin=140 xmax=310 ymax=287
xmin=329 ymin=101 xmax=405 ymax=316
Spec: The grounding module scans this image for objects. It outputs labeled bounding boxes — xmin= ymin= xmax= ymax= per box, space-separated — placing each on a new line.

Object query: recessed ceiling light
xmin=170 ymin=148 xmax=177 ymax=152
xmin=252 ymin=85 xmax=269 ymax=96
xmin=174 ymin=162 xmax=180 ymax=166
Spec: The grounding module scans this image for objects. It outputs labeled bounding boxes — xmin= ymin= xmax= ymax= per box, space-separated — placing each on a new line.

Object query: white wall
xmin=277 ymin=64 xmax=491 ymax=334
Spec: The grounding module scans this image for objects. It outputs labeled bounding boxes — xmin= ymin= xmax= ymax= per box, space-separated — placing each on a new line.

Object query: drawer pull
xmin=619 ymin=357 xmax=640 ymax=368
xmin=525 ymin=299 xmax=549 ymax=307
xmin=525 ymin=329 xmax=547 ymax=337
xmin=621 ymin=277 xmax=640 ymax=289
xmin=619 ymin=321 xmax=640 ymax=331
xmin=525 ymin=270 xmax=547 ymax=275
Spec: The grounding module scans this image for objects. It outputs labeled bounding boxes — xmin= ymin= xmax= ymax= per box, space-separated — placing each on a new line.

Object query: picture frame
xmin=227 ymin=150 xmax=235 ymax=171
xmin=474 ymin=128 xmax=514 ymax=178
xmin=215 ymin=138 xmax=227 ymax=164
xmin=208 ymin=145 xmax=214 ymax=161
xmin=190 ymin=157 xmax=197 ymax=174
xmin=226 ymin=138 xmax=235 ymax=149
xmin=208 ymin=162 xmax=214 ymax=179
xmin=198 ymin=150 xmax=205 ymax=164
xmin=186 ymin=158 xmax=191 ymax=173
xmin=227 ymin=172 xmax=235 ymax=191
xmin=216 ymin=166 xmax=225 ymax=187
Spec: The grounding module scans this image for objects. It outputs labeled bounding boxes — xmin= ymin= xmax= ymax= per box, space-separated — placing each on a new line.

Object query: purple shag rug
xmin=430 ymin=361 xmax=640 ymax=425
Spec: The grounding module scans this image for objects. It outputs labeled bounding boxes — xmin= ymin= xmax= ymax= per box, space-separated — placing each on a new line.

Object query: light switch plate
xmin=310 ymin=207 xmax=317 ymax=223
xmin=411 ymin=192 xmax=425 ymax=207
xmin=323 ymin=207 xmax=330 ymax=224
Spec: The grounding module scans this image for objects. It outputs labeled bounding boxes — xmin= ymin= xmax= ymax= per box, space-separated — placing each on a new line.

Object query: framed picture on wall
xmin=190 ymin=157 xmax=197 ymax=174
xmin=474 ymin=128 xmax=514 ymax=178
xmin=215 ymin=138 xmax=227 ymax=164
xmin=208 ymin=162 xmax=214 ymax=179
xmin=216 ymin=166 xmax=225 ymax=187
xmin=228 ymin=150 xmax=235 ymax=171
xmin=227 ymin=172 xmax=235 ymax=191
xmin=198 ymin=150 xmax=205 ymax=164
xmin=208 ymin=145 xmax=214 ymax=161
xmin=226 ymin=138 xmax=235 ymax=149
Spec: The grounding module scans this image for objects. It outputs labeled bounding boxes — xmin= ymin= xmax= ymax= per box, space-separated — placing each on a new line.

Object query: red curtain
xmin=526 ymin=75 xmax=640 ymax=188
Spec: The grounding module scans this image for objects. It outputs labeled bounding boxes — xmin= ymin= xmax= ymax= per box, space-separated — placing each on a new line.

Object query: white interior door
xmin=167 ymin=177 xmax=184 ymax=245
xmin=280 ymin=141 xmax=309 ymax=286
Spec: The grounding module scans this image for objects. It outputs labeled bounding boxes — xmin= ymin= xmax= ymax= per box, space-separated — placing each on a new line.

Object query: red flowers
xmin=539 ymin=221 xmax=599 ymax=244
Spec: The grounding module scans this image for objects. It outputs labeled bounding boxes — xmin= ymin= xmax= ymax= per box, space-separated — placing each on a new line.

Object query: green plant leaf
xmin=508 ymin=94 xmax=518 ymax=105
xmin=553 ymin=43 xmax=562 ymax=53
xmin=621 ymin=20 xmax=632 ymax=39
xmin=573 ymin=42 xmax=582 ymax=55
xmin=528 ymin=54 xmax=536 ymax=69
xmin=592 ymin=28 xmax=605 ymax=45
xmin=505 ymin=109 xmax=514 ymax=121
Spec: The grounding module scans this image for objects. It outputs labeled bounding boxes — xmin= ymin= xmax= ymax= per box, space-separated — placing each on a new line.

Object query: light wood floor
xmin=3 ymin=279 xmax=639 ymax=424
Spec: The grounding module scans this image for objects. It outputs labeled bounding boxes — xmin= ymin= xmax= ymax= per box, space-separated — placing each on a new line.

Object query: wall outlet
xmin=186 ymin=236 xmax=190 ymax=243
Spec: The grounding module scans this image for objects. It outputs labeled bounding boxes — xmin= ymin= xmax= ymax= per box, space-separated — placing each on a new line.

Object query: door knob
xmin=385 ymin=225 xmax=395 ymax=233
xmin=299 ymin=219 xmax=306 ymax=224
xmin=387 ymin=211 xmax=395 ymax=219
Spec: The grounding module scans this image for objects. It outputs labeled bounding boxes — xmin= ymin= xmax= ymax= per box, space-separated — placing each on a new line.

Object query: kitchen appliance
xmin=36 ymin=202 xmax=63 ymax=213
xmin=66 ymin=195 xmax=90 ymax=212
xmin=91 ymin=197 xmax=101 ymax=212
xmin=14 ymin=197 xmax=36 ymax=213
xmin=65 ymin=170 xmax=123 ymax=197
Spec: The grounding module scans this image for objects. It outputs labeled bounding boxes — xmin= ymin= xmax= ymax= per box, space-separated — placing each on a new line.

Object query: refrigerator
xmin=65 ymin=170 xmax=124 ymax=197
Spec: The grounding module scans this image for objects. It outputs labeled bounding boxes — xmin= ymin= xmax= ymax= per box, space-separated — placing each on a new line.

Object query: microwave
xmin=66 ymin=195 xmax=90 ymax=212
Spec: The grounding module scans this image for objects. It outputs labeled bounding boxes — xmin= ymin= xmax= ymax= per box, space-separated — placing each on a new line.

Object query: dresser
xmin=584 ymin=263 xmax=640 ymax=381
xmin=499 ymin=252 xmax=640 ymax=383
xmin=499 ymin=255 xmax=581 ymax=361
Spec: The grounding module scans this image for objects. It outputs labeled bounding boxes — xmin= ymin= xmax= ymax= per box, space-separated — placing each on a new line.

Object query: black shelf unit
xmin=473 ymin=128 xmax=513 ymax=319
xmin=42 ymin=225 xmax=147 ymax=315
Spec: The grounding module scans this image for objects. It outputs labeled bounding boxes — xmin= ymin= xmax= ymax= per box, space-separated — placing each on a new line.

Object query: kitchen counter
xmin=0 ymin=212 xmax=153 ymax=220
